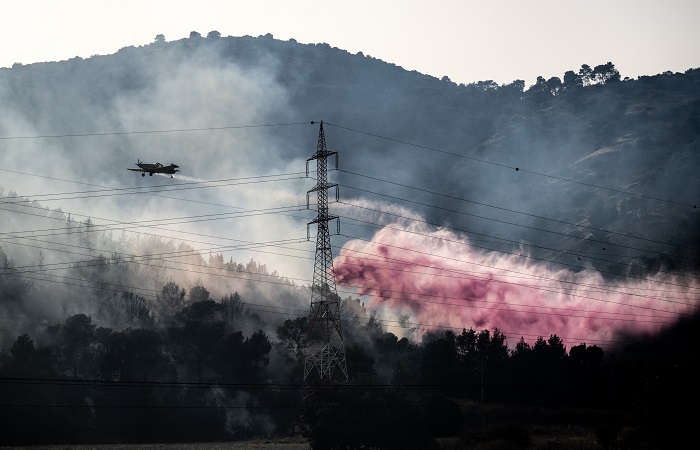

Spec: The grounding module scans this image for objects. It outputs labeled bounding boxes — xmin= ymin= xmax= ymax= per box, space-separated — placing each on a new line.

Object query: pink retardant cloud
xmin=333 ymin=225 xmax=700 ymax=347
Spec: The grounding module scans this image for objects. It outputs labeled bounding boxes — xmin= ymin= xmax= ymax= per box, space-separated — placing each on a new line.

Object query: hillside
xmin=1 ymin=32 xmax=699 ymax=448
xmin=1 ymin=31 xmax=699 ymax=338
xmin=2 ymin=33 xmax=698 ymax=262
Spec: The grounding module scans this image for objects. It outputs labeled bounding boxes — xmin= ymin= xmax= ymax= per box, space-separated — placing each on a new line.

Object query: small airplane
xmin=128 ymin=160 xmax=179 ymax=178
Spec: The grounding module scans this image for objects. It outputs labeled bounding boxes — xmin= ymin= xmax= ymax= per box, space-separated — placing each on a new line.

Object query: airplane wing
xmin=127 ymin=162 xmax=178 ymax=177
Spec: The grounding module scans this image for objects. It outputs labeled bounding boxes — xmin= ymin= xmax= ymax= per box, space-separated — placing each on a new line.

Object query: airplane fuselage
xmin=128 ymin=161 xmax=180 ymax=178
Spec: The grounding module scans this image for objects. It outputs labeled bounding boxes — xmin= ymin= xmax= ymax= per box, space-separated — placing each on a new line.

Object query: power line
xmin=0 ymin=174 xmax=308 ymax=203
xmin=336 ymin=232 xmax=700 ymax=299
xmin=0 ymin=121 xmax=316 ymax=140
xmin=2 ymin=200 xmax=672 ymax=344
xmin=2 ymin=195 xmax=696 ymax=319
xmin=0 ymin=244 xmax=654 ymax=348
xmin=5 ymin=249 xmax=687 ymax=336
xmin=2 ymin=185 xmax=696 ymax=320
xmin=4 ymin=159 xmax=694 ymax=269
xmin=2 ymin=235 xmax=311 ymax=277
xmin=340 ymin=184 xmax=699 ymax=258
xmin=5 ymin=185 xmax=692 ymax=303
xmin=0 ymin=263 xmax=641 ymax=349
xmin=5 ymin=165 xmax=696 ymax=298
xmin=325 ymin=122 xmax=698 ymax=209
xmin=0 ymin=202 xmax=312 ymax=242
xmin=3 ymin=230 xmax=692 ymax=327
xmin=5 ymin=172 xmax=696 ymax=302
xmin=15 ymin=229 xmax=693 ymax=326
xmin=332 ymin=238 xmax=698 ymax=307
xmin=0 ymin=167 xmax=317 ymax=212
xmin=6 ymin=226 xmax=690 ymax=332
xmin=339 ymin=169 xmax=700 ymax=253
xmin=0 ymin=172 xmax=309 ymax=200
xmin=338 ymin=205 xmax=672 ymax=273
xmin=0 ymin=377 xmax=627 ymax=391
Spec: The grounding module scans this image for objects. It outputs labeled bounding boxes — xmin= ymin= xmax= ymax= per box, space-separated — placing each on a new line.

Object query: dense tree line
xmin=1 ymin=276 xmax=697 ymax=447
xmin=0 ymin=239 xmax=698 ymax=447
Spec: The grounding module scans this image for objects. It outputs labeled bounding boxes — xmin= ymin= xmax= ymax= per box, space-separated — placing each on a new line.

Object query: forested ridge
xmin=1 ymin=33 xmax=699 ymax=448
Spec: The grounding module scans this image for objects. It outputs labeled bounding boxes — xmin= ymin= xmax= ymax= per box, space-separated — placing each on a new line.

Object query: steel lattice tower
xmin=303 ymin=121 xmax=348 ymax=383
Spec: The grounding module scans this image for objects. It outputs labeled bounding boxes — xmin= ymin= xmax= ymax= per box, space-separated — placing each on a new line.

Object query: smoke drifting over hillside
xmin=0 ymin=38 xmax=317 ymax=341
xmin=1 ymin=34 xmax=699 ymax=349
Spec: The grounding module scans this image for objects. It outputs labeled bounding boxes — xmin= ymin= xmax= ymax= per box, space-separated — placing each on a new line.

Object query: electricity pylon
xmin=303 ymin=121 xmax=348 ymax=384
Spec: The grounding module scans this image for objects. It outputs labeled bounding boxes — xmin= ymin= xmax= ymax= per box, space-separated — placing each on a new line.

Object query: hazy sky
xmin=3 ymin=0 xmax=699 ymax=86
